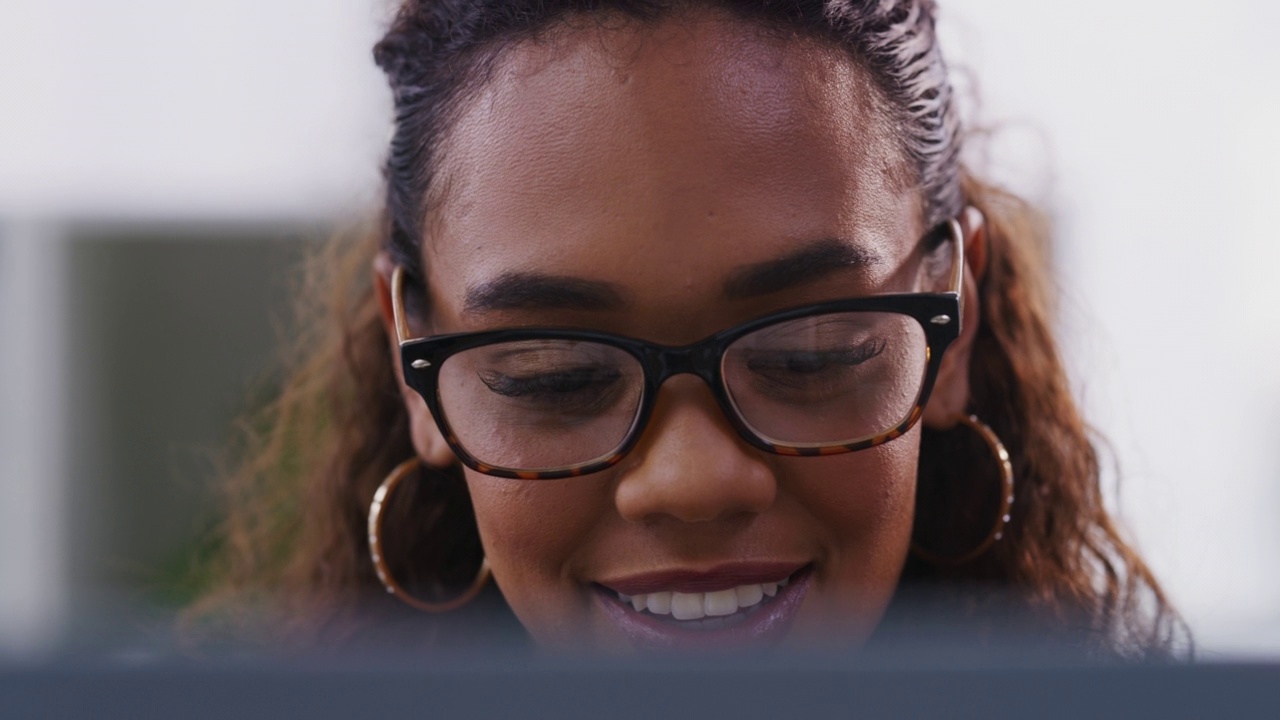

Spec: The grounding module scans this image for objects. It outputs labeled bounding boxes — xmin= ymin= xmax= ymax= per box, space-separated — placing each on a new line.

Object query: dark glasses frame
xmin=391 ymin=219 xmax=964 ymax=479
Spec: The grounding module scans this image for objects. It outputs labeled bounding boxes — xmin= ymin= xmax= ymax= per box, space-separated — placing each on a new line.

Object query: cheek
xmin=463 ymin=470 xmax=612 ymax=644
xmin=782 ymin=432 xmax=918 ymax=641
xmin=404 ymin=392 xmax=459 ymax=469
xmin=808 ymin=440 xmax=917 ymax=546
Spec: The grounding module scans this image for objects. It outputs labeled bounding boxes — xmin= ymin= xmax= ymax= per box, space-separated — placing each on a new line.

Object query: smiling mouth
xmin=593 ymin=565 xmax=813 ymax=649
xmin=612 ymin=574 xmax=794 ymax=629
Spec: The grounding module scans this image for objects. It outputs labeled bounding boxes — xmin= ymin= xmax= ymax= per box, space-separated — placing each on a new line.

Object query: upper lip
xmin=596 ymin=561 xmax=808 ymax=596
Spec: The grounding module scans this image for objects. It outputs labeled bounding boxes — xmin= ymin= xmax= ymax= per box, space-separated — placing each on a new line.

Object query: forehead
xmin=426 ymin=10 xmax=922 ymax=332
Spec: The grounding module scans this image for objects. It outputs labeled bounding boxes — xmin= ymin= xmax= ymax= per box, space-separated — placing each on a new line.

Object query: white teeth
xmin=671 ymin=592 xmax=705 ymax=620
xmin=617 ymin=576 xmax=794 ymax=619
xmin=704 ymin=589 xmax=738 ymax=617
xmin=735 ymin=584 xmax=764 ymax=608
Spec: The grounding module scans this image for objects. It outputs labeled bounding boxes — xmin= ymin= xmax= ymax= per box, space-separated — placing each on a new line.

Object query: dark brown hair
xmin=188 ymin=0 xmax=1185 ymax=657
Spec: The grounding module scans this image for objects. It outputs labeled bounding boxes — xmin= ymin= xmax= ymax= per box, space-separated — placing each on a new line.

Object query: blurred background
xmin=1 ymin=0 xmax=1276 ymax=660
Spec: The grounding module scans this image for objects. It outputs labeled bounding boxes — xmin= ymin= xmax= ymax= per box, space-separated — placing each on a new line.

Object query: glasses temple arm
xmin=390 ymin=265 xmax=413 ymax=345
xmin=945 ymin=218 xmax=965 ymax=296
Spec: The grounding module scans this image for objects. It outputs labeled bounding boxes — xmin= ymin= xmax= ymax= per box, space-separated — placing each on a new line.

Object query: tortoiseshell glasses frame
xmin=391 ymin=219 xmax=964 ymax=480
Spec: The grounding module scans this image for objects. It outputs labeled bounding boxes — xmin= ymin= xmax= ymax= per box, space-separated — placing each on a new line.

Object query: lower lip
xmin=593 ymin=568 xmax=813 ymax=652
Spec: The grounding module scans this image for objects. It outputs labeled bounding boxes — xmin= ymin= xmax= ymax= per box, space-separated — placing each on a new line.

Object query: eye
xmin=745 ymin=338 xmax=887 ymax=380
xmin=479 ymin=365 xmax=623 ymax=398
xmin=747 ymin=340 xmax=885 ymax=371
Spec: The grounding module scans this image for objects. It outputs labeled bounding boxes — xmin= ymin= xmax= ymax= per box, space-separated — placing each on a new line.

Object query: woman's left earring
xmin=368 ymin=457 xmax=492 ymax=612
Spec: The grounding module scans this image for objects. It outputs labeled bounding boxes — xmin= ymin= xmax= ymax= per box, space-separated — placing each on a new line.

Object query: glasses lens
xmin=722 ymin=311 xmax=927 ymax=446
xmin=436 ymin=339 xmax=644 ymax=472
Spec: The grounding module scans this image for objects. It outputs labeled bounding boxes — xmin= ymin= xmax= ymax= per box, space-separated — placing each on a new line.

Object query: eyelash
xmin=747 ymin=337 xmax=883 ymax=368
xmin=479 ymin=366 xmax=622 ymax=398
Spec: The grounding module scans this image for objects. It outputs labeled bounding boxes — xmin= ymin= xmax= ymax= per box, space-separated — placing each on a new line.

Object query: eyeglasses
xmin=391 ymin=220 xmax=964 ymax=479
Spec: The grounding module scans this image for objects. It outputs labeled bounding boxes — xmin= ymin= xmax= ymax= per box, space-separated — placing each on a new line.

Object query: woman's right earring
xmin=368 ymin=457 xmax=492 ymax=613
xmin=911 ymin=413 xmax=1015 ymax=566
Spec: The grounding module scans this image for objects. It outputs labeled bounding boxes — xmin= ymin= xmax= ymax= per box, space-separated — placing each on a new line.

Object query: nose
xmin=613 ymin=376 xmax=777 ymax=524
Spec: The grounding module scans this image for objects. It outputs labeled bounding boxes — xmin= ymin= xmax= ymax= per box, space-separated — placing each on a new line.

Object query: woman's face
xmin=395 ymin=13 xmax=969 ymax=652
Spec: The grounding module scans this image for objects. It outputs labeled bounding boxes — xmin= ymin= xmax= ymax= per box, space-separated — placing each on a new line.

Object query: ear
xmin=923 ymin=206 xmax=987 ymax=429
xmin=373 ymin=252 xmax=458 ymax=469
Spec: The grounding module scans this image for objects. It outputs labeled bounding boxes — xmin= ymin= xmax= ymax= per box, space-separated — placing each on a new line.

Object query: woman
xmin=195 ymin=0 xmax=1183 ymax=657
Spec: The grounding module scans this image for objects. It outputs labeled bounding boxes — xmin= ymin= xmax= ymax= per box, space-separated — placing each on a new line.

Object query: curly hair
xmin=187 ymin=0 xmax=1186 ymax=658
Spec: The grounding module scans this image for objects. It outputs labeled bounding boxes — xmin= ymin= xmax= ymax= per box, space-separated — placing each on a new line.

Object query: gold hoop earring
xmin=367 ymin=457 xmax=492 ymax=613
xmin=911 ymin=413 xmax=1015 ymax=566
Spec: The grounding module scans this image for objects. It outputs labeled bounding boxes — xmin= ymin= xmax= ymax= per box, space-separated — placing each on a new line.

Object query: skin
xmin=374 ymin=10 xmax=986 ymax=652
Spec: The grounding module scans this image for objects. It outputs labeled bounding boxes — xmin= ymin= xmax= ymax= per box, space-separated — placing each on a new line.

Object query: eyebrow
xmin=722 ymin=238 xmax=880 ymax=299
xmin=463 ymin=238 xmax=878 ymax=314
xmin=464 ymin=272 xmax=627 ymax=314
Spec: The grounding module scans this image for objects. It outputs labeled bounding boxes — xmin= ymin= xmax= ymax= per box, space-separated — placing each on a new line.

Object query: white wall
xmin=0 ymin=227 xmax=68 ymax=658
xmin=0 ymin=0 xmax=392 ymax=221
xmin=1 ymin=0 xmax=1276 ymax=656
